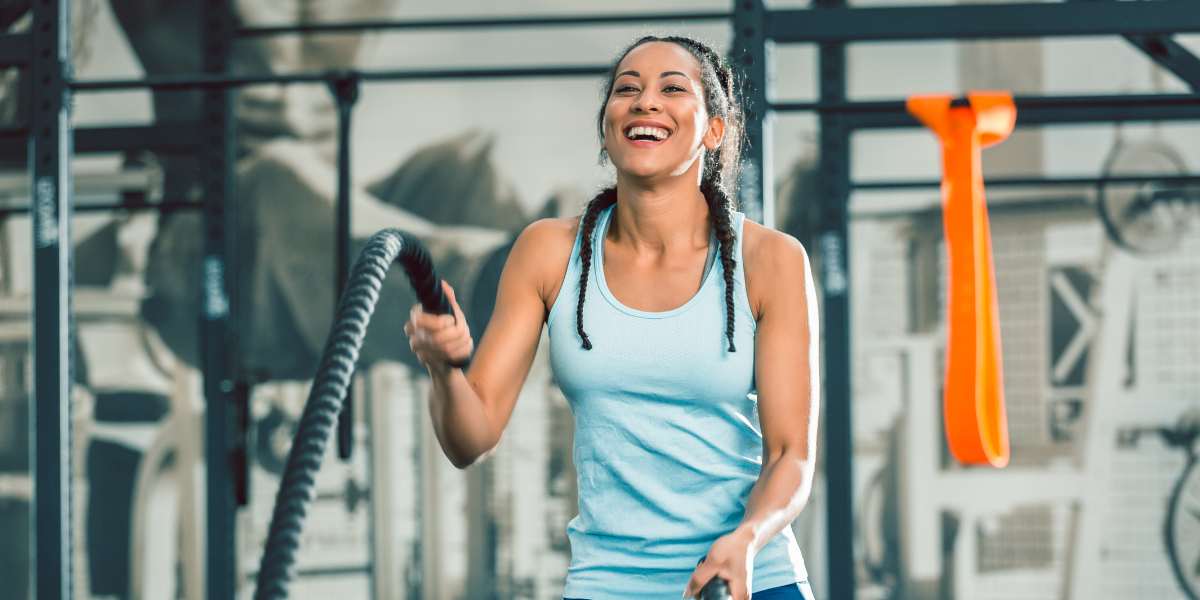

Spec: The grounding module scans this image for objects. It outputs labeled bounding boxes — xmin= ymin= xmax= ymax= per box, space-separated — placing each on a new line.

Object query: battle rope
xmin=253 ymin=229 xmax=464 ymax=599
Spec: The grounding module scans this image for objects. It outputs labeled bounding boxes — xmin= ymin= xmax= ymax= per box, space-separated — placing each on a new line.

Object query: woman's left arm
xmin=684 ymin=232 xmax=820 ymax=600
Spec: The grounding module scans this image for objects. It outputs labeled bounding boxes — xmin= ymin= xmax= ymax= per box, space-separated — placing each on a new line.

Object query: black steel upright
xmin=202 ymin=2 xmax=238 ymax=599
xmin=30 ymin=1 xmax=73 ymax=598
xmin=731 ymin=0 xmax=771 ymax=227
xmin=813 ymin=0 xmax=855 ymax=598
xmin=327 ymin=70 xmax=376 ymax=597
xmin=331 ymin=74 xmax=362 ymax=463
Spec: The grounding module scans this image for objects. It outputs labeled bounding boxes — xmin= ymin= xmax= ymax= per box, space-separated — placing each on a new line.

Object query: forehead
xmin=615 ymin=41 xmax=702 ymax=79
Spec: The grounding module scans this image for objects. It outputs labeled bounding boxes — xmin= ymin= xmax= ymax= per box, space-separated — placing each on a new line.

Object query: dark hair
xmin=576 ymin=35 xmax=745 ymax=352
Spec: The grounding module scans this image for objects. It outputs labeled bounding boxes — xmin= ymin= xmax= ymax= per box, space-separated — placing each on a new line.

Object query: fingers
xmin=406 ymin=284 xmax=472 ymax=371
xmin=444 ymin=280 xmax=466 ymax=325
xmin=410 ymin=302 xmax=455 ymax=330
xmin=684 ymin=567 xmax=748 ymax=600
xmin=683 ymin=563 xmax=715 ymax=599
xmin=431 ymin=317 xmax=469 ymax=342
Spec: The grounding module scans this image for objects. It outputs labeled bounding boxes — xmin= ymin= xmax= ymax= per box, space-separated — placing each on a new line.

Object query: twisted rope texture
xmin=254 ymin=229 xmax=441 ymax=599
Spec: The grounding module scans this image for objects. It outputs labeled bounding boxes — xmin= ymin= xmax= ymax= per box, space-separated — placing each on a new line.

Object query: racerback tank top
xmin=547 ymin=203 xmax=809 ymax=599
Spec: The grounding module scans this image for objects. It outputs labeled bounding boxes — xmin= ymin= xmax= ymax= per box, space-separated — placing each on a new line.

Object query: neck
xmin=610 ymin=165 xmax=713 ymax=257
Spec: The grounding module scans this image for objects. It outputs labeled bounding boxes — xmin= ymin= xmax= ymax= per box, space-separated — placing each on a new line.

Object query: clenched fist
xmin=403 ymin=280 xmax=473 ymax=376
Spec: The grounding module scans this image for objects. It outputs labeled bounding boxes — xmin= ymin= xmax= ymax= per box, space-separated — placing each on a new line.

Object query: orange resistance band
xmin=907 ymin=92 xmax=1014 ymax=468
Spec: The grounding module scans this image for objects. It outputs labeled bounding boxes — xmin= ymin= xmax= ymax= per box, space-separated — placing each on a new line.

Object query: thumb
xmin=441 ymin=280 xmax=463 ymax=324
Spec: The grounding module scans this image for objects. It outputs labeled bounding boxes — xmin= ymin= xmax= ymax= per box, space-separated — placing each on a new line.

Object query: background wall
xmin=0 ymin=0 xmax=1197 ymax=599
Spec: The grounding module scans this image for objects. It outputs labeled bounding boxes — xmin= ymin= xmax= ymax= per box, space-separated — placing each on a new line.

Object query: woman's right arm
xmin=405 ymin=217 xmax=572 ymax=469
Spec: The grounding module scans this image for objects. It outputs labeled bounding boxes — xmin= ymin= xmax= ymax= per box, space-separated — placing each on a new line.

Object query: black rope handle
xmin=254 ymin=229 xmax=469 ymax=599
xmin=695 ymin=557 xmax=733 ymax=600
xmin=699 ymin=577 xmax=732 ymax=600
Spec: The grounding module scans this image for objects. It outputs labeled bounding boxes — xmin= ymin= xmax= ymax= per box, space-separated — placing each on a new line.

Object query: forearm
xmin=426 ymin=365 xmax=496 ymax=469
xmin=735 ymin=450 xmax=815 ymax=554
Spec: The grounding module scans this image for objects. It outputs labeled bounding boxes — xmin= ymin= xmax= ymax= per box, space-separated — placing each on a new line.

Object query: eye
xmin=615 ymin=85 xmax=638 ymax=93
xmin=664 ymin=85 xmax=686 ymax=93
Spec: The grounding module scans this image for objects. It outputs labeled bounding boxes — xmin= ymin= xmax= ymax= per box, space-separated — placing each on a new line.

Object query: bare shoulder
xmin=509 ymin=215 xmax=581 ymax=307
xmin=740 ymin=217 xmax=812 ymax=320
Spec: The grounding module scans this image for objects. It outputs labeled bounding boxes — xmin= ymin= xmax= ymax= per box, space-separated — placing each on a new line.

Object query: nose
xmin=631 ymin=89 xmax=662 ymax=113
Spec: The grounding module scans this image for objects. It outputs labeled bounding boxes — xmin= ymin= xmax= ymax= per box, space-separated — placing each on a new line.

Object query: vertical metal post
xmin=30 ymin=1 xmax=73 ymax=598
xmin=815 ymin=0 xmax=855 ymax=597
xmin=731 ymin=0 xmax=773 ymax=228
xmin=331 ymin=73 xmax=360 ymax=463
xmin=202 ymin=2 xmax=237 ymax=599
xmin=327 ymin=73 xmax=377 ymax=597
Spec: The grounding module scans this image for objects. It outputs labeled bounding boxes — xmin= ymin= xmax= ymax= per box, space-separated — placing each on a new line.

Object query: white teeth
xmin=625 ymin=126 xmax=670 ymax=141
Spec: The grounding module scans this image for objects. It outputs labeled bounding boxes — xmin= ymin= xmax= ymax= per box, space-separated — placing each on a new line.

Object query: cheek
xmin=603 ymin=101 xmax=624 ymax=133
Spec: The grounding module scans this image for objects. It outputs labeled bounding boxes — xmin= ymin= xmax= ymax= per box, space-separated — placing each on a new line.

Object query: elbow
xmin=447 ymin=449 xmax=489 ymax=470
xmin=445 ymin=439 xmax=497 ymax=470
xmin=448 ymin=454 xmax=475 ymax=470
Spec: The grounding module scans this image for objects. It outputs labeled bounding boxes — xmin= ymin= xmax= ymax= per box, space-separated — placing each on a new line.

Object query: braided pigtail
xmin=701 ymin=177 xmax=739 ymax=352
xmin=575 ymin=187 xmax=618 ymax=350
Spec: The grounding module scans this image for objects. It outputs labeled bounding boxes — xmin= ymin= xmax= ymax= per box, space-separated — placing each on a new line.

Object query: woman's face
xmin=602 ymin=42 xmax=724 ymax=181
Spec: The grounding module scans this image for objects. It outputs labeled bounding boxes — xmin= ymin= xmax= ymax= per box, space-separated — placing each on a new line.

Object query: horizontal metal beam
xmin=852 ymin=194 xmax=1090 ymax=219
xmin=75 ymin=125 xmax=182 ymax=153
xmin=772 ymin=93 xmax=1200 ymax=128
xmin=238 ymin=10 xmax=730 ymax=36
xmin=854 ymin=173 xmax=1200 ymax=190
xmin=767 ymin=1 xmax=1200 ymax=43
xmin=0 ymin=199 xmax=201 ymax=217
xmin=68 ymin=65 xmax=611 ymax=92
xmin=0 ymin=122 xmax=204 ymax=159
xmin=0 ymin=168 xmax=155 ymax=195
xmin=0 ymin=290 xmax=143 ymax=321
xmin=0 ymin=32 xmax=29 ymax=66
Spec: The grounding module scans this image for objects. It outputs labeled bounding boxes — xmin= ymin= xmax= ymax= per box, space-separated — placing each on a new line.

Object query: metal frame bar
xmin=237 ymin=10 xmax=730 ymax=37
xmin=29 ymin=1 xmax=72 ymax=599
xmin=331 ymin=74 xmax=360 ymax=465
xmin=732 ymin=0 xmax=770 ymax=226
xmin=201 ymin=3 xmax=238 ymax=599
xmin=0 ymin=200 xmax=201 ymax=217
xmin=0 ymin=123 xmax=204 ymax=160
xmin=855 ymin=173 xmax=1200 ymax=190
xmin=772 ymin=93 xmax=1200 ymax=128
xmin=68 ymin=65 xmax=611 ymax=91
xmin=812 ymin=1 xmax=856 ymax=596
xmin=767 ymin=1 xmax=1200 ymax=43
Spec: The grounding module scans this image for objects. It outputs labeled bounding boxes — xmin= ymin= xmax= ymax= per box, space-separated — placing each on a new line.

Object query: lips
xmin=622 ymin=120 xmax=672 ymax=148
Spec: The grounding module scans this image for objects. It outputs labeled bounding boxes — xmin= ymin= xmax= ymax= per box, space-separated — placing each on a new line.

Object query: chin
xmin=614 ymin=159 xmax=673 ymax=179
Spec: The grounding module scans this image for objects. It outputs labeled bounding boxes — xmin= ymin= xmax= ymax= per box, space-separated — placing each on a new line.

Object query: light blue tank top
xmin=547 ymin=203 xmax=809 ymax=599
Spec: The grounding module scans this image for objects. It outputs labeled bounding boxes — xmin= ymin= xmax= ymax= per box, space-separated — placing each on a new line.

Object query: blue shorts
xmin=752 ymin=581 xmax=816 ymax=599
xmin=564 ymin=580 xmax=816 ymax=600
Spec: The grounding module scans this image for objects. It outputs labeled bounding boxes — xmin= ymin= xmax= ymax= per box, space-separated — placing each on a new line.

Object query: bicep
xmin=466 ymin=220 xmax=564 ymax=440
xmin=754 ymin=234 xmax=820 ymax=464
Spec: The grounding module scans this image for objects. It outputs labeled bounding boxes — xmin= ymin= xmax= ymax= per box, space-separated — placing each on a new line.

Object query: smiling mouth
xmin=624 ymin=125 xmax=671 ymax=146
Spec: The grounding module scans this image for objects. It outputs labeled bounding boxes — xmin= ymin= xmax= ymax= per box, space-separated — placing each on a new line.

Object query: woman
xmin=404 ymin=35 xmax=819 ymax=600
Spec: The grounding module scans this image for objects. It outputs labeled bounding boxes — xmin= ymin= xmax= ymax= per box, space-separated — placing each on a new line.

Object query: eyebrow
xmin=615 ymin=70 xmax=692 ymax=81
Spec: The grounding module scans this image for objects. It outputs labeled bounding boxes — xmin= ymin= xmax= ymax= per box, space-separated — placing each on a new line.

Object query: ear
xmin=703 ymin=115 xmax=725 ymax=151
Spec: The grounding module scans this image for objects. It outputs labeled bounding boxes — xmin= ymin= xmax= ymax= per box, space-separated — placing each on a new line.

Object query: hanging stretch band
xmin=907 ymin=92 xmax=1013 ymax=468
xmin=253 ymin=229 xmax=466 ymax=600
